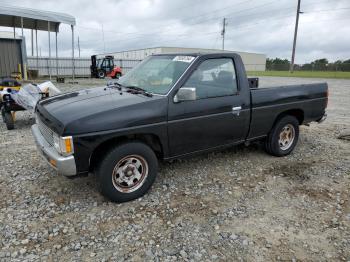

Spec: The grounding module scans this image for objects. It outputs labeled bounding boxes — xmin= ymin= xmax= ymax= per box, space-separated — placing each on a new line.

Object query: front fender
xmin=72 ymin=122 xmax=168 ymax=174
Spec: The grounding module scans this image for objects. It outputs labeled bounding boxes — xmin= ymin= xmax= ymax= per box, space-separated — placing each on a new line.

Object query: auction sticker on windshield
xmin=173 ymin=56 xmax=195 ymax=63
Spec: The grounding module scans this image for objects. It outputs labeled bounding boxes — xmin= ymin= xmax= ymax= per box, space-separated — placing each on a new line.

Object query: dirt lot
xmin=0 ymin=77 xmax=349 ymax=261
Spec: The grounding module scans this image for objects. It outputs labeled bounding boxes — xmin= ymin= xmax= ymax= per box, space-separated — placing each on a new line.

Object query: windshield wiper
xmin=106 ymin=81 xmax=123 ymax=90
xmin=125 ymin=85 xmax=153 ymax=97
xmin=113 ymin=82 xmax=123 ymax=90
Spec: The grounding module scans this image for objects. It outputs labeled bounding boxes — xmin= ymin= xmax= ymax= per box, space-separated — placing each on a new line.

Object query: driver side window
xmin=184 ymin=58 xmax=238 ymax=99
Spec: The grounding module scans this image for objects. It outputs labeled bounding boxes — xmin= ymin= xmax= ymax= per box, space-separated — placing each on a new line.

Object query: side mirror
xmin=174 ymin=87 xmax=196 ymax=103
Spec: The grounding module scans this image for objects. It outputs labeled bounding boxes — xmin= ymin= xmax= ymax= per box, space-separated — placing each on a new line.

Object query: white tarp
xmin=0 ymin=81 xmax=61 ymax=111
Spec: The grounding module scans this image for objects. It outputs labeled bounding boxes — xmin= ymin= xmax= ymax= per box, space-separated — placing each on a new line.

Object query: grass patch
xmin=247 ymin=70 xmax=350 ymax=79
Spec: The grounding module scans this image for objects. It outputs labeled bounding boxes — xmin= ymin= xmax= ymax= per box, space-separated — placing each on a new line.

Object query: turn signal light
xmin=64 ymin=138 xmax=72 ymax=154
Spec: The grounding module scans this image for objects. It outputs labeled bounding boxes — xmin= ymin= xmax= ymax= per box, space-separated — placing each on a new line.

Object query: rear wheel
xmin=96 ymin=142 xmax=158 ymax=202
xmin=265 ymin=115 xmax=299 ymax=157
xmin=4 ymin=111 xmax=14 ymax=130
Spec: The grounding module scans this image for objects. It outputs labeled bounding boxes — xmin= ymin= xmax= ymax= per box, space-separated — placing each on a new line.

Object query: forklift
xmin=90 ymin=55 xmax=122 ymax=79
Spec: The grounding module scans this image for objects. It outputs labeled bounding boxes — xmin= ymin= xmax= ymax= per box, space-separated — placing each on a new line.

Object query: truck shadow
xmin=162 ymin=141 xmax=262 ymax=162
xmin=158 ymin=142 xmax=265 ymax=176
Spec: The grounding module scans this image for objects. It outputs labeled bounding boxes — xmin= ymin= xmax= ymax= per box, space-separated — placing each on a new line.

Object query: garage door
xmin=0 ymin=39 xmax=22 ymax=77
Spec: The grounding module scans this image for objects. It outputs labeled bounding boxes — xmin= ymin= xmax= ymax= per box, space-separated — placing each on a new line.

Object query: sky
xmin=0 ymin=0 xmax=349 ymax=63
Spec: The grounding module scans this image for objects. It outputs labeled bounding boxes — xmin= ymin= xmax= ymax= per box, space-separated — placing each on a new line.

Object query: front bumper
xmin=31 ymin=124 xmax=77 ymax=176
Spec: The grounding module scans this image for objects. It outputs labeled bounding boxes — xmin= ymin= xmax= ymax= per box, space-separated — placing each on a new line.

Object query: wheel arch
xmin=273 ymin=108 xmax=304 ymax=127
xmin=89 ymin=133 xmax=164 ymax=172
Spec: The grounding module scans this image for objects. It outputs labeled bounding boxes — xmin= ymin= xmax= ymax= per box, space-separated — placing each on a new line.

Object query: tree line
xmin=266 ymin=58 xmax=350 ymax=71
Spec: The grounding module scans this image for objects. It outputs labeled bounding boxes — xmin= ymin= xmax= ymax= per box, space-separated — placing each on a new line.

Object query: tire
xmin=96 ymin=142 xmax=158 ymax=202
xmin=265 ymin=115 xmax=299 ymax=157
xmin=98 ymin=70 xmax=106 ymax=79
xmin=4 ymin=111 xmax=14 ymax=130
xmin=1 ymin=108 xmax=5 ymax=123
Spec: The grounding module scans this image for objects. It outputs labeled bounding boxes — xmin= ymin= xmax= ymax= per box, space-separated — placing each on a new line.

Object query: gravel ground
xmin=0 ymin=77 xmax=349 ymax=261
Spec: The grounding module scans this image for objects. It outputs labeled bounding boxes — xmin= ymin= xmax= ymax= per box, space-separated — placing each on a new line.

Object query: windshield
xmin=117 ymin=55 xmax=196 ymax=95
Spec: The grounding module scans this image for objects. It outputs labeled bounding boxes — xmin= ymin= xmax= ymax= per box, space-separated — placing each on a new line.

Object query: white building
xmin=105 ymin=46 xmax=266 ymax=71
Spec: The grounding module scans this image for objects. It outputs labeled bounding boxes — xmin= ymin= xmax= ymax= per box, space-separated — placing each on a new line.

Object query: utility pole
xmin=101 ymin=23 xmax=106 ymax=53
xmin=221 ymin=18 xmax=227 ymax=50
xmin=290 ymin=0 xmax=302 ymax=72
xmin=78 ymin=36 xmax=81 ymax=58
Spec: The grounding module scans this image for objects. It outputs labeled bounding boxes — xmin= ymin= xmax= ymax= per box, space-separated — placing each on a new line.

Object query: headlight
xmin=53 ymin=133 xmax=74 ymax=156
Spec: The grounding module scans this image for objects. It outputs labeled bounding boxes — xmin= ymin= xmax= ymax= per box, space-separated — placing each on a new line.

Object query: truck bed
xmin=248 ymin=83 xmax=328 ymax=139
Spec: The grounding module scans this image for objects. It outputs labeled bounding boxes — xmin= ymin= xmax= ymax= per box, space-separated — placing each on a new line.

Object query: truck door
xmin=167 ymin=57 xmax=250 ymax=157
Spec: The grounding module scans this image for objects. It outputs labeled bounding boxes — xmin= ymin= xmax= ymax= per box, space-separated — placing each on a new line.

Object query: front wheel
xmin=5 ymin=113 xmax=14 ymax=130
xmin=265 ymin=115 xmax=299 ymax=157
xmin=98 ymin=70 xmax=106 ymax=78
xmin=3 ymin=110 xmax=14 ymax=130
xmin=1 ymin=108 xmax=5 ymax=123
xmin=96 ymin=142 xmax=158 ymax=202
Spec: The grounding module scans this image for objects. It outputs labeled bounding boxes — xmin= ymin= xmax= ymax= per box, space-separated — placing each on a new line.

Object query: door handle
xmin=232 ymin=106 xmax=242 ymax=116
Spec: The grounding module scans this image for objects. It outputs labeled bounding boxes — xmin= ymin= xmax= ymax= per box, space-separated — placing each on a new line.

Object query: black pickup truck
xmin=31 ymin=53 xmax=328 ymax=202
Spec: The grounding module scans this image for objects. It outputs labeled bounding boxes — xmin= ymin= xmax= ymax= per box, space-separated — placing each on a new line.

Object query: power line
xmin=79 ymin=2 xmax=285 ymax=47
xmin=77 ymin=10 xmax=301 ymax=49
xmin=77 ymin=0 xmax=252 ymax=36
xmin=79 ymin=4 xmax=346 ymax=48
xmin=77 ymin=1 xmax=350 ymax=52
xmin=300 ymin=16 xmax=350 ymax=23
xmin=78 ymin=12 xmax=350 ymax=55
xmin=77 ymin=0 xmax=280 ymax=43
xmin=226 ymin=14 xmax=295 ymax=32
xmin=76 ymin=0 xmax=251 ymax=38
xmin=89 ymin=0 xmax=336 ymax=44
xmin=122 ymin=9 xmax=324 ymax=51
xmin=302 ymin=6 xmax=350 ymax=13
xmin=80 ymin=13 xmax=297 ymax=51
xmin=179 ymin=0 xmax=282 ymax=27
xmin=78 ymin=30 xmax=220 ymax=51
xmin=176 ymin=0 xmax=252 ymax=24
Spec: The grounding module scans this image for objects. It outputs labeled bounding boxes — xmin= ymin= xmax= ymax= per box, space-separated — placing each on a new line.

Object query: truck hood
xmin=36 ymin=86 xmax=168 ymax=135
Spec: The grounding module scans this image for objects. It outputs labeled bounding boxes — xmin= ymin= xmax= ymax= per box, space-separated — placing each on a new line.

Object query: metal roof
xmin=0 ymin=5 xmax=76 ymax=32
xmin=0 ymin=31 xmax=21 ymax=39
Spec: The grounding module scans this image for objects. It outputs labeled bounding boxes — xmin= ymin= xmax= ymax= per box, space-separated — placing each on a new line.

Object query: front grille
xmin=36 ymin=115 xmax=54 ymax=146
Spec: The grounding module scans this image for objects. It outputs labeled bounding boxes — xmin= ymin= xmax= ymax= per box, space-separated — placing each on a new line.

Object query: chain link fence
xmin=27 ymin=57 xmax=142 ymax=78
xmin=26 ymin=58 xmax=350 ymax=79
